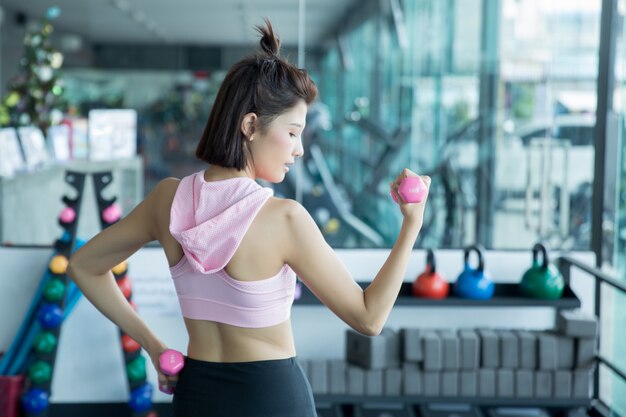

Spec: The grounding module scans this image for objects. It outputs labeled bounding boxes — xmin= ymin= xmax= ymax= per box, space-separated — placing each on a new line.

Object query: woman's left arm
xmin=67 ymin=182 xmax=166 ymax=356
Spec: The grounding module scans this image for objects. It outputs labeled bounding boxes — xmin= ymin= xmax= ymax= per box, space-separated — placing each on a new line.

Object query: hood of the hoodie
xmin=169 ymin=171 xmax=273 ymax=274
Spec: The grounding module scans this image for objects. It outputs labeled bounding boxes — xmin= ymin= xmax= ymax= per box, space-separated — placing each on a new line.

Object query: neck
xmin=204 ymin=165 xmax=254 ymax=181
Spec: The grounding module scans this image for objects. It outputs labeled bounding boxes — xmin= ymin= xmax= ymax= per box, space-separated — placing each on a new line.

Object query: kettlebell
xmin=520 ymin=243 xmax=564 ymax=299
xmin=454 ymin=245 xmax=495 ymax=299
xmin=413 ymin=249 xmax=449 ymax=299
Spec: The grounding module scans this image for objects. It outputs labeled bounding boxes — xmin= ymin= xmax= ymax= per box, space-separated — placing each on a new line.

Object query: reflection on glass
xmin=310 ymin=0 xmax=600 ymax=249
xmin=33 ymin=1 xmax=602 ymax=252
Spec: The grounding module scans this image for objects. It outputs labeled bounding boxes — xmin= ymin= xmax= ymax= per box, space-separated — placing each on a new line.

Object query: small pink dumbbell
xmin=391 ymin=176 xmax=427 ymax=204
xmin=159 ymin=349 xmax=184 ymax=394
xmin=59 ymin=207 xmax=76 ymax=224
xmin=102 ymin=203 xmax=122 ymax=224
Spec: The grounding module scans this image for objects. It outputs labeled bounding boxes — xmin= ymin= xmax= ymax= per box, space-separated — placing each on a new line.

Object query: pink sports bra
xmin=169 ymin=170 xmax=296 ymax=328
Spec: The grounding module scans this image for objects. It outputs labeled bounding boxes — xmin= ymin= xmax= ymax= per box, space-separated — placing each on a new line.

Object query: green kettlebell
xmin=520 ymin=243 xmax=564 ymax=299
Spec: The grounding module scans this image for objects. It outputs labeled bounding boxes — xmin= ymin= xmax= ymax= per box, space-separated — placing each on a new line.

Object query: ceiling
xmin=0 ymin=0 xmax=357 ymax=47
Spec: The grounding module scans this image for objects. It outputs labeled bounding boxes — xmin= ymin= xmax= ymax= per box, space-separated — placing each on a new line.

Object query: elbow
xmin=66 ymin=256 xmax=83 ymax=283
xmin=357 ymin=321 xmax=383 ymax=337
xmin=66 ymin=260 xmax=77 ymax=282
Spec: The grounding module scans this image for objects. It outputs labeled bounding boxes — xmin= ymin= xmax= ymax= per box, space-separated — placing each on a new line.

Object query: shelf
xmin=295 ymin=282 xmax=581 ymax=309
xmin=314 ymin=394 xmax=591 ymax=408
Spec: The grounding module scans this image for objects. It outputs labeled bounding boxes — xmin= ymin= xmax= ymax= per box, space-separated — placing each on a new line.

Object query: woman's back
xmin=155 ymin=169 xmax=298 ymax=362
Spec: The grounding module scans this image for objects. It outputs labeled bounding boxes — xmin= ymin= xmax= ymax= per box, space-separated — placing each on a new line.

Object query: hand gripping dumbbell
xmin=159 ymin=349 xmax=185 ymax=394
xmin=391 ymin=176 xmax=427 ymax=204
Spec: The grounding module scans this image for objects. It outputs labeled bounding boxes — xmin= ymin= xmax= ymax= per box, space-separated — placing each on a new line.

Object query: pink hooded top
xmin=168 ymin=170 xmax=297 ymax=328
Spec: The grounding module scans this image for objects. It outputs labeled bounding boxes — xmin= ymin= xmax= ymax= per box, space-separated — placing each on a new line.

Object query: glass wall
xmin=0 ymin=0 xmax=612 ymax=254
xmin=311 ymin=0 xmax=601 ymax=250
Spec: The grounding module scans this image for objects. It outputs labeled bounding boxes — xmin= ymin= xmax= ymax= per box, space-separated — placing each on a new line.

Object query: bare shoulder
xmin=264 ymin=196 xmax=321 ymax=247
xmin=143 ymin=177 xmax=179 ymax=212
xmin=150 ymin=177 xmax=181 ymax=202
xmin=263 ymin=196 xmax=309 ymax=223
xmin=144 ymin=177 xmax=181 ymax=241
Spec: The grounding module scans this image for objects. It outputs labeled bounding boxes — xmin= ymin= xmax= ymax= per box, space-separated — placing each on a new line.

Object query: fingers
xmin=158 ymin=374 xmax=178 ymax=394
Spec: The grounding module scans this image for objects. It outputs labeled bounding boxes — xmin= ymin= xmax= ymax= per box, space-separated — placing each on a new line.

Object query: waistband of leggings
xmin=183 ymin=356 xmax=298 ymax=369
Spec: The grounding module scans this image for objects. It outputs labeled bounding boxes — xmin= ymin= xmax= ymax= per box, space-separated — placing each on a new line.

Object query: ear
xmin=241 ymin=113 xmax=257 ymax=138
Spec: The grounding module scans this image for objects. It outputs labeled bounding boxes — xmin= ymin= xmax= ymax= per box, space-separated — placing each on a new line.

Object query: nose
xmin=293 ymin=137 xmax=304 ymax=158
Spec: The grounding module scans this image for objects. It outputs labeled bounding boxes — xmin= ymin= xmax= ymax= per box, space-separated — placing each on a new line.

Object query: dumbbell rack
xmin=14 ymin=171 xmax=156 ymax=417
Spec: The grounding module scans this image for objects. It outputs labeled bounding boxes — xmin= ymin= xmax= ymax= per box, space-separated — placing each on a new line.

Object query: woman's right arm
xmin=284 ymin=170 xmax=429 ymax=336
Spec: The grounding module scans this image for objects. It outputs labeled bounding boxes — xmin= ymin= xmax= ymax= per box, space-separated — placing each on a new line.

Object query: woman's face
xmin=249 ymin=100 xmax=307 ymax=183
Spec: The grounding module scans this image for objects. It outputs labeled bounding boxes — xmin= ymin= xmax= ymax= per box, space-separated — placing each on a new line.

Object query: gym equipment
xmin=33 ymin=332 xmax=57 ymax=354
xmin=28 ymin=361 xmax=52 ymax=384
xmin=520 ymin=243 xmax=564 ymax=299
xmin=122 ymin=335 xmax=141 ymax=353
xmin=43 ymin=279 xmax=65 ymax=302
xmin=21 ymin=388 xmax=49 ymax=414
xmin=391 ymin=176 xmax=427 ymax=204
xmin=58 ymin=207 xmax=76 ymax=224
xmin=454 ymin=245 xmax=494 ymax=299
xmin=37 ymin=304 xmax=64 ymax=329
xmin=160 ymin=349 xmax=184 ymax=376
xmin=102 ymin=203 xmax=122 ymax=224
xmin=48 ymin=255 xmax=68 ymax=275
xmin=117 ymin=276 xmax=132 ymax=299
xmin=129 ymin=383 xmax=153 ymax=412
xmin=3 ymin=171 xmax=155 ymax=417
xmin=112 ymin=261 xmax=128 ymax=276
xmin=412 ymin=249 xmax=449 ymax=299
xmin=126 ymin=356 xmax=147 ymax=382
xmin=159 ymin=349 xmax=184 ymax=394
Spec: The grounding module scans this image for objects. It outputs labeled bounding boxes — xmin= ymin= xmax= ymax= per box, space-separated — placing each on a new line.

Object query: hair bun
xmin=256 ymin=19 xmax=281 ymax=58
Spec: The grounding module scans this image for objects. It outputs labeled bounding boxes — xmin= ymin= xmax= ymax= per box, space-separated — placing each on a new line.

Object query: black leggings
xmin=171 ymin=356 xmax=317 ymax=417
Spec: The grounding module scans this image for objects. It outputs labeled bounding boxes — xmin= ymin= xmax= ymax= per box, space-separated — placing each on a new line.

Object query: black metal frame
xmin=558 ymin=255 xmax=626 ymax=415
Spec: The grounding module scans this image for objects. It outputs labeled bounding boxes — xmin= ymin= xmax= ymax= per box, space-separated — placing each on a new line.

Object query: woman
xmin=68 ymin=20 xmax=430 ymax=417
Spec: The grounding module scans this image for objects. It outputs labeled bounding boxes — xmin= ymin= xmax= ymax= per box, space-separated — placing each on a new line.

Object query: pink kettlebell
xmin=159 ymin=349 xmax=184 ymax=394
xmin=391 ymin=176 xmax=427 ymax=204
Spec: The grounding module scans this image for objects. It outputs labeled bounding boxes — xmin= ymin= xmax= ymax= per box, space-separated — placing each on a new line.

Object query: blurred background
xmin=0 ymin=0 xmax=624 ymax=264
xmin=0 ymin=0 xmax=625 ymax=413
xmin=3 ymin=1 xmax=621 ymax=263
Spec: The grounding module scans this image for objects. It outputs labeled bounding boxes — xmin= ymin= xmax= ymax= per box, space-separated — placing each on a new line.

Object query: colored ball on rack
xmin=102 ymin=204 xmax=122 ymax=223
xmin=34 ymin=332 xmax=58 ymax=354
xmin=28 ymin=360 xmax=53 ymax=384
xmin=129 ymin=383 xmax=152 ymax=412
xmin=49 ymin=255 xmax=69 ymax=275
xmin=22 ymin=388 xmax=49 ymax=414
xmin=112 ymin=261 xmax=128 ymax=275
xmin=60 ymin=231 xmax=72 ymax=243
xmin=122 ymin=334 xmax=141 ymax=353
xmin=117 ymin=276 xmax=132 ymax=299
xmin=43 ymin=279 xmax=66 ymax=302
xmin=38 ymin=304 xmax=64 ymax=329
xmin=59 ymin=207 xmax=76 ymax=224
xmin=126 ymin=356 xmax=147 ymax=382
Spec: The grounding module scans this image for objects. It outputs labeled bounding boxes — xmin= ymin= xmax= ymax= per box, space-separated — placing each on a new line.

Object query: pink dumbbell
xmin=159 ymin=349 xmax=184 ymax=394
xmin=391 ymin=176 xmax=427 ymax=204
xmin=59 ymin=207 xmax=76 ymax=224
xmin=102 ymin=204 xmax=122 ymax=224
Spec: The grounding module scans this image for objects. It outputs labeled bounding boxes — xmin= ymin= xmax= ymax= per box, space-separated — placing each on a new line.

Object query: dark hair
xmin=196 ymin=19 xmax=318 ymax=170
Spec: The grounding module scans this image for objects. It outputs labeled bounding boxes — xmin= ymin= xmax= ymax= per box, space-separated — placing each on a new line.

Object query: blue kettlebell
xmin=454 ymin=244 xmax=495 ymax=299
